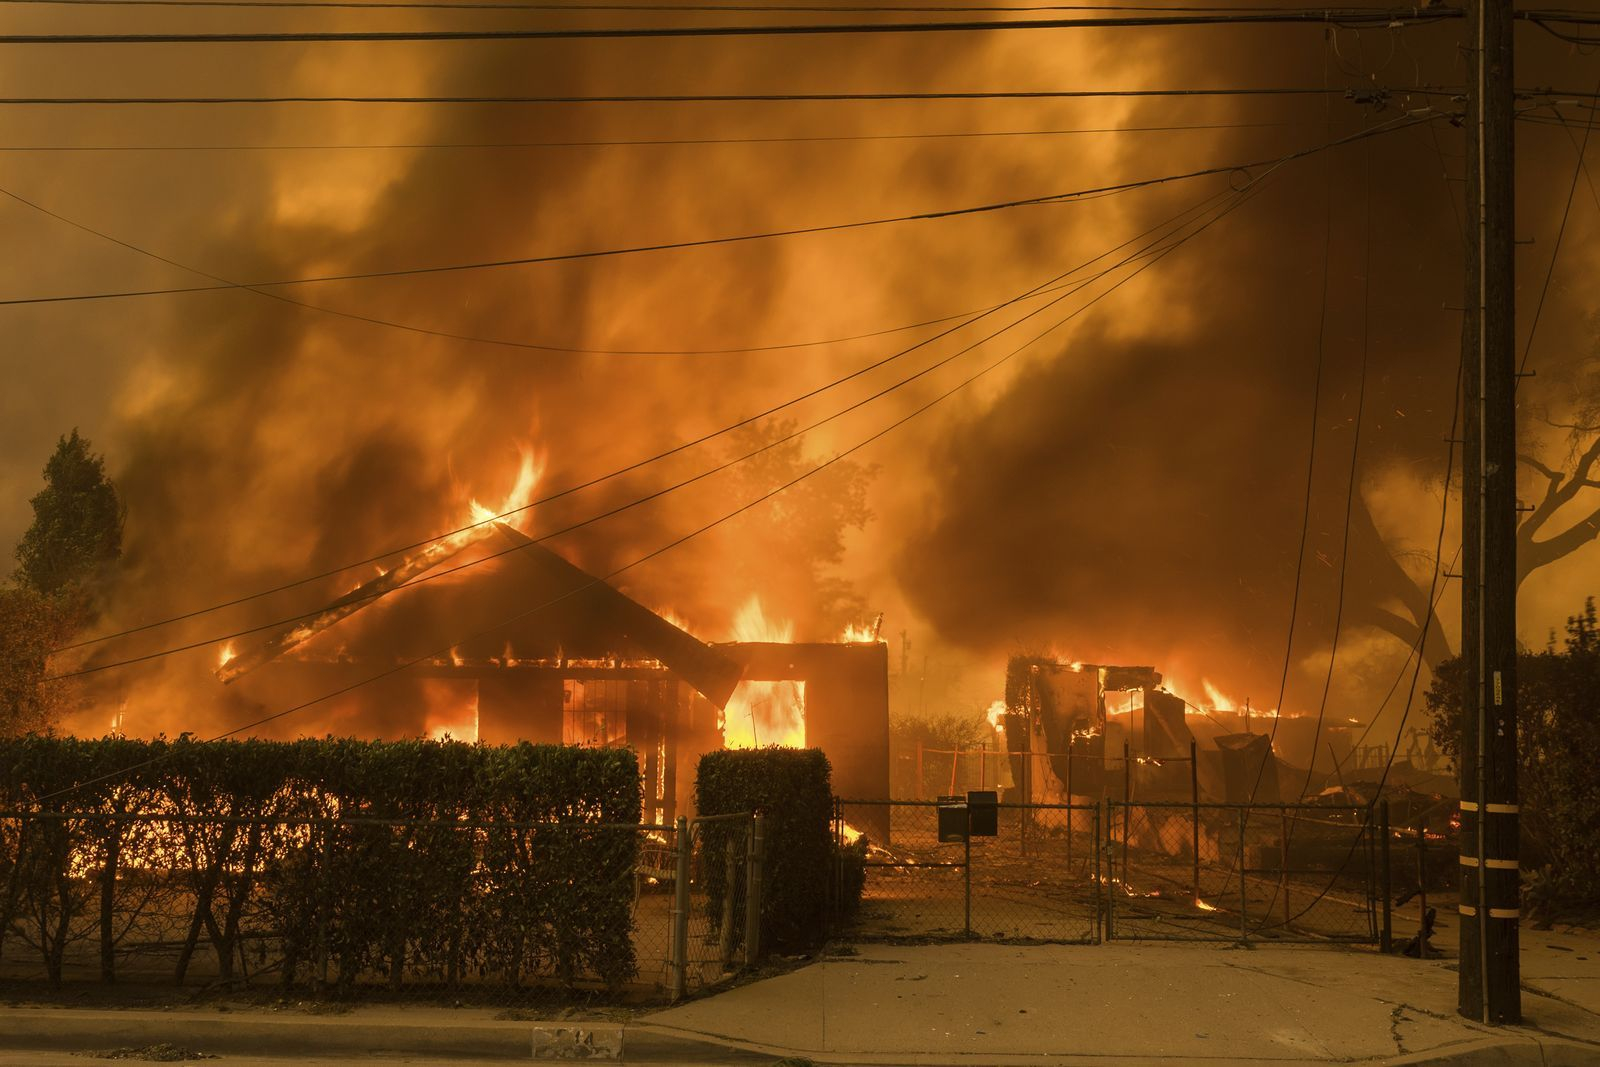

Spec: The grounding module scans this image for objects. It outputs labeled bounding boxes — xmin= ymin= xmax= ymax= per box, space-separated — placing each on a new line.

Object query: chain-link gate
xmin=1105 ymin=801 xmax=1381 ymax=943
xmin=835 ymin=799 xmax=1099 ymax=943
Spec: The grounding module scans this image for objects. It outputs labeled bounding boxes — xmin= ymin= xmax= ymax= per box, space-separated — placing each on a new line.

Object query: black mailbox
xmin=936 ymin=795 xmax=968 ymax=842
xmin=967 ymin=790 xmax=998 ymax=837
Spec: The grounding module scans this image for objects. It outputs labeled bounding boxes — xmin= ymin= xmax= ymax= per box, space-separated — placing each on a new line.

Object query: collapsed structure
xmin=218 ymin=519 xmax=890 ymax=825
xmin=1001 ymin=655 xmax=1288 ymax=805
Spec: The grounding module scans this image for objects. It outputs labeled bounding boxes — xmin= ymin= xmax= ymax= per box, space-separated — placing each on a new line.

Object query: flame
xmin=658 ymin=607 xmax=696 ymax=635
xmin=723 ymin=597 xmax=805 ymax=748
xmin=1201 ymin=680 xmax=1237 ymax=711
xmin=218 ymin=642 xmax=237 ymax=668
xmin=841 ymin=621 xmax=880 ymax=643
xmin=839 ymin=822 xmax=864 ymax=845
xmin=1195 ymin=898 xmax=1218 ymax=912
xmin=421 ymin=679 xmax=478 ymax=742
xmin=985 ymin=699 xmax=1007 ymax=731
xmin=731 ymin=596 xmax=793 ymax=643
xmin=464 ymin=447 xmax=544 ymax=534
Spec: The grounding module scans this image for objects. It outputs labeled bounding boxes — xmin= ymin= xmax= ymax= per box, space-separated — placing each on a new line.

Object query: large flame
xmin=723 ymin=597 xmax=805 ymax=749
xmin=466 ymin=448 xmax=544 ymax=533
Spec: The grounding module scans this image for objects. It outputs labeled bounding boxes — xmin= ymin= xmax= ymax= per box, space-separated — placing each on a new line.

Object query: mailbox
xmin=967 ymin=790 xmax=998 ymax=837
xmin=936 ymin=795 xmax=968 ymax=842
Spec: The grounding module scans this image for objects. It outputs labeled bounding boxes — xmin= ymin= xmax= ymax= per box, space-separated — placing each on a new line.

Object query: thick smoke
xmin=3 ymin=6 xmax=1595 ymax=742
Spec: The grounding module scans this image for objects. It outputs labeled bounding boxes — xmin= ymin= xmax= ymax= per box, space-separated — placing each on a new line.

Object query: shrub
xmin=695 ymin=747 xmax=837 ymax=952
xmin=1425 ymin=597 xmax=1600 ymax=917
xmin=0 ymin=736 xmax=641 ymax=992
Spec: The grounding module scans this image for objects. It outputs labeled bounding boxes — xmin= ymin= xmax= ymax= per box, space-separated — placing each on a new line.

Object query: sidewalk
xmin=2 ymin=940 xmax=1597 ymax=1064
xmin=643 ymin=941 xmax=1600 ymax=1065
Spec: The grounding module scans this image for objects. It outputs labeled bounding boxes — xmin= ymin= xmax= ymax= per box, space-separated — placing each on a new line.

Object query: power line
xmin=0 ymin=1 xmax=1433 ymax=11
xmin=0 ymin=121 xmax=1324 ymax=355
xmin=1518 ymin=72 xmax=1600 ymax=380
xmin=0 ymin=115 xmax=1447 ymax=309
xmin=0 ymin=87 xmax=1454 ymax=106
xmin=0 ymin=119 xmax=1302 ymax=151
xmin=35 ymin=162 xmax=1257 ymax=805
xmin=37 ymin=113 xmax=1436 ymax=660
xmin=0 ymin=10 xmax=1466 ymax=44
xmin=1245 ymin=37 xmax=1335 ymax=807
xmin=1294 ymin=135 xmax=1376 ymax=802
xmin=51 ymin=184 xmax=1249 ymax=678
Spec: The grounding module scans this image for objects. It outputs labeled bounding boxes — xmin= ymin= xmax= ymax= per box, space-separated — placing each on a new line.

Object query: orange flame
xmin=461 ymin=448 xmax=544 ymax=539
xmin=723 ymin=597 xmax=805 ymax=748
xmin=985 ymin=699 xmax=1007 ymax=731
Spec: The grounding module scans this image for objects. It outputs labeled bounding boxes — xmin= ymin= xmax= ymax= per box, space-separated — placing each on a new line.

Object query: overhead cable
xmin=43 ymin=113 xmax=1435 ymax=657
xmin=0 ymin=113 xmax=1448 ymax=310
xmin=34 ymin=168 xmax=1263 ymax=805
xmin=0 ymin=9 xmax=1466 ymax=44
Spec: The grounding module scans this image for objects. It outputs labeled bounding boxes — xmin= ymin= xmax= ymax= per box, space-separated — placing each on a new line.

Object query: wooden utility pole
xmin=1459 ymin=0 xmax=1519 ymax=1025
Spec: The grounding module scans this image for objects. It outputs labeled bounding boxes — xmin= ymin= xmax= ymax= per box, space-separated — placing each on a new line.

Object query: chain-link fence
xmin=0 ymin=811 xmax=760 ymax=1006
xmin=835 ymin=799 xmax=1099 ymax=944
xmin=1106 ymin=801 xmax=1380 ymax=943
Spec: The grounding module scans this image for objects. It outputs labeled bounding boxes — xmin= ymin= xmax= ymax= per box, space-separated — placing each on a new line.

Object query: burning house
xmin=215 ymin=486 xmax=889 ymax=825
xmin=999 ymin=655 xmax=1372 ymax=806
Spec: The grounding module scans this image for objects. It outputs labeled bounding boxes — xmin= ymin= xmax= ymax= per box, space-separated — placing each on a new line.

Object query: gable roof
xmin=224 ymin=523 xmax=744 ymax=708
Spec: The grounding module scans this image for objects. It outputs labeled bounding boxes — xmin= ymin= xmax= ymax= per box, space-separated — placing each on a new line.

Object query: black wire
xmin=33 ymin=178 xmax=1259 ymax=805
xmin=44 ymin=113 xmax=1435 ymax=658
xmin=0 ymin=87 xmax=1460 ymax=106
xmin=0 ymin=1 xmax=1434 ymax=10
xmin=0 ymin=119 xmax=1300 ymax=152
xmin=0 ymin=10 xmax=1466 ymax=44
xmin=0 ymin=178 xmax=1194 ymax=355
xmin=50 ymin=186 xmax=1243 ymax=681
xmin=0 ymin=117 xmax=1447 ymax=309
xmin=1518 ymin=72 xmax=1600 ymax=380
xmin=1244 ymin=33 xmax=1334 ymax=807
xmin=1293 ymin=136 xmax=1375 ymax=803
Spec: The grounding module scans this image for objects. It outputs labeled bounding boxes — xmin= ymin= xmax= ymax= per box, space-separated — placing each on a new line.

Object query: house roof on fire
xmin=220 ymin=523 xmax=743 ymax=708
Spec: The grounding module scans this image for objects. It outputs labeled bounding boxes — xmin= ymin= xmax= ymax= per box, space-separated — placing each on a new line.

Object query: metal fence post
xmin=1190 ymin=740 xmax=1201 ymax=907
xmin=744 ymin=813 xmax=763 ymax=966
xmin=1415 ymin=821 xmax=1429 ymax=960
xmin=963 ymin=807 xmax=972 ymax=937
xmin=719 ymin=832 xmax=737 ymax=967
xmin=1065 ymin=751 xmax=1074 ymax=875
xmin=1093 ymin=803 xmax=1103 ymax=944
xmin=1104 ymin=797 xmax=1115 ymax=940
xmin=1280 ymin=806 xmax=1291 ymax=929
xmin=1237 ymin=807 xmax=1249 ymax=943
xmin=1379 ymin=799 xmax=1392 ymax=953
xmin=668 ymin=815 xmax=690 ymax=1001
xmin=1121 ymin=744 xmax=1131 ymax=887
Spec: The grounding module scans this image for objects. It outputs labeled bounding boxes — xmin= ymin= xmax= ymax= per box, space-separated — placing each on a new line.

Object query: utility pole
xmin=1459 ymin=0 xmax=1519 ymax=1026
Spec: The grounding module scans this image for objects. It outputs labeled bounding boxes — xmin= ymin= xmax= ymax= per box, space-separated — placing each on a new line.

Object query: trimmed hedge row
xmin=696 ymin=747 xmax=859 ymax=952
xmin=0 ymin=737 xmax=641 ymax=992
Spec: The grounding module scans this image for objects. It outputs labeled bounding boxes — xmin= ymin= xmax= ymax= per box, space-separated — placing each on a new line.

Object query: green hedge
xmin=696 ymin=747 xmax=848 ymax=952
xmin=0 ymin=736 xmax=641 ymax=992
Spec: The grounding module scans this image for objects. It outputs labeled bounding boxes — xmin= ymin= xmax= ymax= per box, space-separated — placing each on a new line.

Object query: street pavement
xmin=2 ymin=937 xmax=1597 ymax=1064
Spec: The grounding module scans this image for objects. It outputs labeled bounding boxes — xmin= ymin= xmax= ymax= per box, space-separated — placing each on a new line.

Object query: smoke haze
xmin=2 ymin=4 xmax=1597 ymax=741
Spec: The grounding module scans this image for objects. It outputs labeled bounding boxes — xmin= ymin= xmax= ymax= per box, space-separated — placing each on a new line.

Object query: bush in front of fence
xmin=0 ymin=736 xmax=641 ymax=993
xmin=696 ymin=747 xmax=856 ymax=952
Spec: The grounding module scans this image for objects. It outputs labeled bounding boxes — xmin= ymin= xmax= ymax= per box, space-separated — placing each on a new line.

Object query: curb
xmin=2 ymin=1007 xmax=1595 ymax=1065
xmin=0 ymin=1007 xmax=535 ymax=1060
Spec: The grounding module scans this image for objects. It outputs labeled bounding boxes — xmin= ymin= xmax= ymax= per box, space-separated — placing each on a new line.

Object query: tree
xmin=1424 ymin=597 xmax=1600 ymax=918
xmin=718 ymin=419 xmax=875 ymax=630
xmin=2 ymin=430 xmax=122 ymax=735
xmin=15 ymin=429 xmax=124 ymax=597
xmin=1353 ymin=373 xmax=1600 ymax=672
xmin=0 ymin=585 xmax=84 ymax=736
